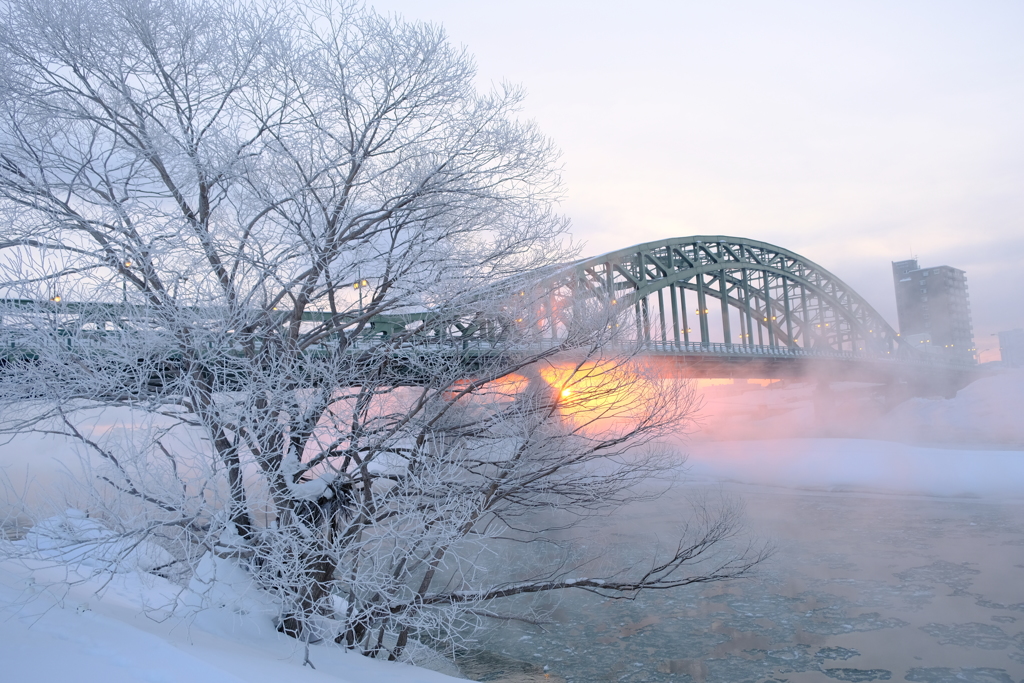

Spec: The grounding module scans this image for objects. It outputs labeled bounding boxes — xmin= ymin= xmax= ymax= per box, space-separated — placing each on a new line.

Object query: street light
xmin=345 ymin=278 xmax=370 ymax=311
xmin=123 ymin=260 xmax=132 ymax=302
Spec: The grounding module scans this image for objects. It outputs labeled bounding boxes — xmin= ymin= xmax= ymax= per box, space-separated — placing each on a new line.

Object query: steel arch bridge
xmin=528 ymin=236 xmax=971 ymax=386
xmin=0 ymin=236 xmax=977 ymax=391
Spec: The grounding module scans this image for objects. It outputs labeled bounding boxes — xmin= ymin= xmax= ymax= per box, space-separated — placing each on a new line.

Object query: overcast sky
xmin=372 ymin=0 xmax=1023 ymax=358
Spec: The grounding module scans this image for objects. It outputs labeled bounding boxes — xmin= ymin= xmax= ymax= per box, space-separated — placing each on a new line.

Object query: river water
xmin=463 ymin=479 xmax=1024 ymax=683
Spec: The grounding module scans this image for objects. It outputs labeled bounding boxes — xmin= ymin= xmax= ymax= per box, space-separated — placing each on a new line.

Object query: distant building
xmin=999 ymin=329 xmax=1024 ymax=367
xmin=892 ymin=258 xmax=975 ymax=362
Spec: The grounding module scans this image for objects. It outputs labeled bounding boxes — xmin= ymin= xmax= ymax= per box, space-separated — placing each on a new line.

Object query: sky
xmin=369 ymin=0 xmax=1024 ymax=360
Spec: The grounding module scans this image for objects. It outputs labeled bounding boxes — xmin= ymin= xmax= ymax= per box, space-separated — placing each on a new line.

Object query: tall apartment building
xmin=892 ymin=258 xmax=975 ymax=362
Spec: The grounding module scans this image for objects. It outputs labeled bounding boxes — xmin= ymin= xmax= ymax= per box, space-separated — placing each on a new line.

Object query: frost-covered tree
xmin=0 ymin=0 xmax=767 ymax=660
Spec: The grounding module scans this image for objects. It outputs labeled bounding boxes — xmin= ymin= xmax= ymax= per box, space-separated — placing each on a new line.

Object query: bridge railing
xmin=335 ymin=337 xmax=875 ymax=362
xmin=635 ymin=340 xmax=861 ymax=359
xmin=338 ymin=336 xmax=974 ymax=370
xmin=627 ymin=340 xmax=975 ymax=367
xmin=2 ymin=312 xmax=973 ymax=372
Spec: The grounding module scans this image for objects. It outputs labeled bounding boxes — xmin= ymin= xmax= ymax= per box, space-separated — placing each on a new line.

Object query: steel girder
xmin=541 ymin=236 xmax=905 ymax=359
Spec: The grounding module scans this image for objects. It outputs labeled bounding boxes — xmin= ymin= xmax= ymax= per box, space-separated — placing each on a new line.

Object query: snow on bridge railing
xmin=336 ymin=336 xmax=973 ymax=370
xmin=337 ymin=337 xmax=873 ymax=361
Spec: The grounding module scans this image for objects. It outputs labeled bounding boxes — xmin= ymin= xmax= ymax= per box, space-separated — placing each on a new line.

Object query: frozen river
xmin=465 ymin=440 xmax=1024 ymax=683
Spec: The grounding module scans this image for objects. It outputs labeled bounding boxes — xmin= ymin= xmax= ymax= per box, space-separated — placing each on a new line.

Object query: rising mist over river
xmin=463 ymin=369 xmax=1024 ymax=682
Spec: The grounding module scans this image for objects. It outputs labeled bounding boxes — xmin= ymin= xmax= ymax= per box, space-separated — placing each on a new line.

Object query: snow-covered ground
xmin=0 ymin=554 xmax=462 ymax=683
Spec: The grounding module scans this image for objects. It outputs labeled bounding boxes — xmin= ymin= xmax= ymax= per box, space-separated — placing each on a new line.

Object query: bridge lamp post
xmin=350 ymin=278 xmax=370 ymax=311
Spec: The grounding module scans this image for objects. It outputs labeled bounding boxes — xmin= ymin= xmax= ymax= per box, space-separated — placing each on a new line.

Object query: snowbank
xmin=682 ymin=438 xmax=1024 ymax=499
xmin=0 ymin=558 xmax=462 ymax=683
xmin=18 ymin=508 xmax=176 ymax=572
xmin=0 ymin=511 xmax=463 ymax=683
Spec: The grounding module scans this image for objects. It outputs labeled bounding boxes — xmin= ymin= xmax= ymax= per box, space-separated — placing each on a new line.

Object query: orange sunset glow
xmin=537 ymin=360 xmax=657 ymax=428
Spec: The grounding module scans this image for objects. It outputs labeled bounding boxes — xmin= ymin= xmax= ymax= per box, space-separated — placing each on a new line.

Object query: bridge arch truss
xmin=543 ymin=236 xmax=904 ymax=360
